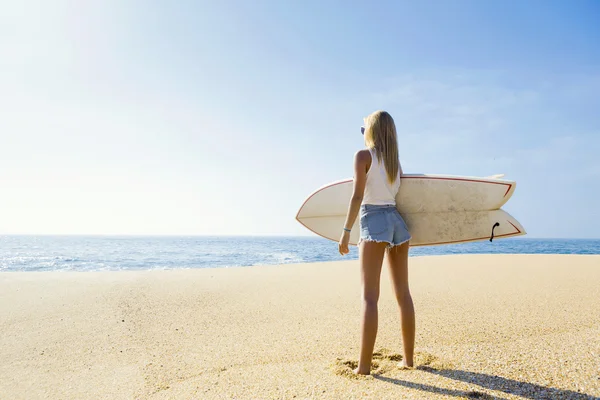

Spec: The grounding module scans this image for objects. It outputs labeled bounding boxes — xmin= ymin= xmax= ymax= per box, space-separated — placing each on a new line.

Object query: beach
xmin=1 ymin=254 xmax=599 ymax=399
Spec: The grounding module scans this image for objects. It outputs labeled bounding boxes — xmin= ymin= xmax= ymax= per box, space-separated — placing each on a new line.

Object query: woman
xmin=338 ymin=110 xmax=415 ymax=375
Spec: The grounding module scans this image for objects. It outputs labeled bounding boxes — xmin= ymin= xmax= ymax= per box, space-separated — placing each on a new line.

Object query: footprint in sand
xmin=414 ymin=351 xmax=453 ymax=371
xmin=332 ymin=349 xmax=452 ymax=378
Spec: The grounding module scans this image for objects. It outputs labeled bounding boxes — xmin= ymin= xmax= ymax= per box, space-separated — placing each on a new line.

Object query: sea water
xmin=1 ymin=236 xmax=598 ymax=272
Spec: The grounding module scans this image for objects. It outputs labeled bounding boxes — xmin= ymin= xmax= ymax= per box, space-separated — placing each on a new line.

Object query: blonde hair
xmin=363 ymin=110 xmax=400 ymax=184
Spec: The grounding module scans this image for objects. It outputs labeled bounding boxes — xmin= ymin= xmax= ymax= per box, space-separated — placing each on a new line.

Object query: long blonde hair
xmin=363 ymin=110 xmax=400 ymax=184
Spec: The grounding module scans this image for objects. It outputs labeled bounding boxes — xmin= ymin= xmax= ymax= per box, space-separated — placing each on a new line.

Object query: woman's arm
xmin=339 ymin=150 xmax=371 ymax=255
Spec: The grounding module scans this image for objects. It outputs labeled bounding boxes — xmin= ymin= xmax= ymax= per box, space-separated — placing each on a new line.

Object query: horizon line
xmin=1 ymin=234 xmax=598 ymax=241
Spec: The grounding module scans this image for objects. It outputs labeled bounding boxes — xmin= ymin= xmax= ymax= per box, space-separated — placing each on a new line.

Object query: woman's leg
xmin=387 ymin=241 xmax=415 ymax=367
xmin=356 ymin=240 xmax=387 ymax=374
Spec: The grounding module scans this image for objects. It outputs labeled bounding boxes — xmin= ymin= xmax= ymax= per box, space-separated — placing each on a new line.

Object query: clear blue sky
xmin=1 ymin=1 xmax=599 ymax=238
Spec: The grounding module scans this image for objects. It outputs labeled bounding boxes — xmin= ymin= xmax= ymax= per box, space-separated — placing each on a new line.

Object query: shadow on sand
xmin=374 ymin=367 xmax=596 ymax=400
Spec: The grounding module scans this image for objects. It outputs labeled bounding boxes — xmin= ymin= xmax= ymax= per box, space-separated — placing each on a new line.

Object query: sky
xmin=1 ymin=0 xmax=599 ymax=238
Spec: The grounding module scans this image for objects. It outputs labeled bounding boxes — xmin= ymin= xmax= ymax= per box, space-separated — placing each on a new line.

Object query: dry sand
xmin=1 ymin=254 xmax=599 ymax=399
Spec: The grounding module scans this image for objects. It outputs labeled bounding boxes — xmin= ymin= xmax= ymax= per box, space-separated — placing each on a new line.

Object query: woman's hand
xmin=338 ymin=231 xmax=350 ymax=255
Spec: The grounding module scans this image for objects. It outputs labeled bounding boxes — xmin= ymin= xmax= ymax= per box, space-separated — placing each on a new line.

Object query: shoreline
xmin=1 ymin=253 xmax=599 ymax=274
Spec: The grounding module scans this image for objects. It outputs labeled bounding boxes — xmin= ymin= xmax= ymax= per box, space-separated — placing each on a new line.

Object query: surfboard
xmin=296 ymin=174 xmax=526 ymax=247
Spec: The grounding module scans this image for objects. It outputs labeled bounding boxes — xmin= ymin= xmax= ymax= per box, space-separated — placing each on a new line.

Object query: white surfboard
xmin=296 ymin=174 xmax=526 ymax=247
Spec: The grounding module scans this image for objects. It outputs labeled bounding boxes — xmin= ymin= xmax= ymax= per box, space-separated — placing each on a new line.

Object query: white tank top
xmin=362 ymin=148 xmax=401 ymax=206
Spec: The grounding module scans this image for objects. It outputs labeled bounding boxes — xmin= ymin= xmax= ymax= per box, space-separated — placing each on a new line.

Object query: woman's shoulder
xmin=354 ymin=149 xmax=372 ymax=163
xmin=354 ymin=149 xmax=372 ymax=173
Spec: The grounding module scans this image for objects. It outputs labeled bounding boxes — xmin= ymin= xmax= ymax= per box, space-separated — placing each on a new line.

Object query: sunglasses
xmin=361 ymin=126 xmax=365 ymax=135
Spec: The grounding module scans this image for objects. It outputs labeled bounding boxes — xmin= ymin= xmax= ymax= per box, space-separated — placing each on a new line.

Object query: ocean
xmin=0 ymin=236 xmax=598 ymax=272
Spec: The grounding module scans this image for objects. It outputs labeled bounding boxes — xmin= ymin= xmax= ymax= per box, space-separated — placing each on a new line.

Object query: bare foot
xmin=353 ymin=367 xmax=370 ymax=375
xmin=397 ymin=361 xmax=414 ymax=370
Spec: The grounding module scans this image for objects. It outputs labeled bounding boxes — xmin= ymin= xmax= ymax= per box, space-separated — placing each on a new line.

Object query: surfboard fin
xmin=489 ymin=222 xmax=500 ymax=242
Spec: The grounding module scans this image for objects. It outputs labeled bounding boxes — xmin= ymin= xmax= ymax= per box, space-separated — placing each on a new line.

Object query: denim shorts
xmin=359 ymin=204 xmax=411 ymax=247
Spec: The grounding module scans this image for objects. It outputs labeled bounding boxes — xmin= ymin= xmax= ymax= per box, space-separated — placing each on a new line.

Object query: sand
xmin=1 ymin=254 xmax=599 ymax=399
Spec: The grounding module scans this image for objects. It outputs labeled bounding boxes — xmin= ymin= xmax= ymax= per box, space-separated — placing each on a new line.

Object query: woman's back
xmin=362 ymin=148 xmax=401 ymax=206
